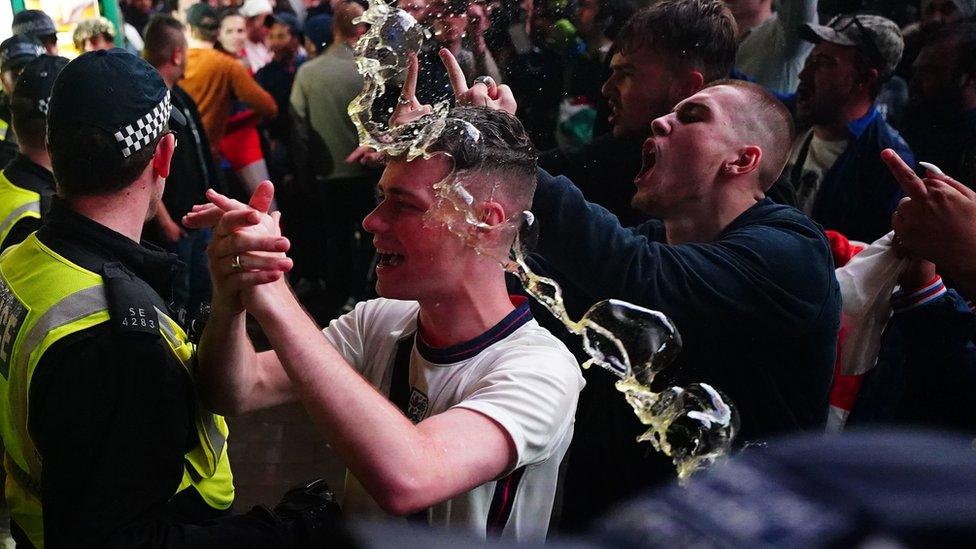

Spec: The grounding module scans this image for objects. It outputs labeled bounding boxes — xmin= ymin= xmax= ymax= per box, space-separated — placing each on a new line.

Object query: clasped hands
xmin=183 ymin=181 xmax=293 ymax=316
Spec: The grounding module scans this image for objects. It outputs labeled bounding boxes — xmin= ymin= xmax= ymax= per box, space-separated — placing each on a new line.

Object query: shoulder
xmin=474 ymin=319 xmax=583 ymax=389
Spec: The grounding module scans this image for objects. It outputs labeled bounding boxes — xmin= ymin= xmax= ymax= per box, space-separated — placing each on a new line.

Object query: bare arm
xmin=187 ymin=184 xmax=296 ymax=415
xmin=778 ymin=0 xmax=819 ymax=55
xmin=251 ymin=281 xmax=515 ymax=515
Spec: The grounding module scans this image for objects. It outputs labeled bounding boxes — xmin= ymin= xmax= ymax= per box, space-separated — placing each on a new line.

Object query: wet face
xmin=602 ymin=47 xmax=681 ymax=142
xmin=267 ymin=22 xmax=297 ymax=60
xmin=797 ymin=42 xmax=864 ymax=127
xmin=909 ymin=37 xmax=965 ymax=117
xmin=921 ymin=0 xmax=965 ymax=31
xmin=218 ymin=15 xmax=247 ymax=53
xmin=363 ymin=155 xmax=470 ymax=302
xmin=632 ymin=85 xmax=744 ymax=218
xmin=398 ymin=0 xmax=429 ymax=22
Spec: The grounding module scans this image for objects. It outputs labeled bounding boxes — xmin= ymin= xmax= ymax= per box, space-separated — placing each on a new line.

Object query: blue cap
xmin=304 ymin=13 xmax=333 ymax=50
xmin=48 ymin=49 xmax=186 ymax=158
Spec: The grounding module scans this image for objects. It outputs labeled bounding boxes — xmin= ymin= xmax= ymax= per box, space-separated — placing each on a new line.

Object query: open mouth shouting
xmin=635 ymin=138 xmax=658 ymax=183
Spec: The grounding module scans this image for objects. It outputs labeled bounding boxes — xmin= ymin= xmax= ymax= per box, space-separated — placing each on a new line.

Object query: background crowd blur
xmin=0 ymin=0 xmax=975 ymax=544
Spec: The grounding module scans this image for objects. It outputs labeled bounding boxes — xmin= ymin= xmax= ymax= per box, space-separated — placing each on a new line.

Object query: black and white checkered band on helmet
xmin=37 ymin=97 xmax=48 ymax=115
xmin=113 ymin=90 xmax=171 ymax=158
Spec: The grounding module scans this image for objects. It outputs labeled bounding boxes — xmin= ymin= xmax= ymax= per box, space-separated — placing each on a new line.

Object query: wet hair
xmin=334 ymin=0 xmax=365 ymax=39
xmin=615 ymin=0 xmax=737 ymax=83
xmin=428 ymin=106 xmax=538 ymax=213
xmin=706 ymin=79 xmax=795 ymax=190
xmin=142 ymin=13 xmax=186 ymax=68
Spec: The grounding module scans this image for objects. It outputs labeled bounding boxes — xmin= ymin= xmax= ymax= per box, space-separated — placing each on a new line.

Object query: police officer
xmin=0 ymin=49 xmax=340 ymax=547
xmin=0 ymin=55 xmax=65 ymax=252
xmin=0 ymin=35 xmax=44 ymax=168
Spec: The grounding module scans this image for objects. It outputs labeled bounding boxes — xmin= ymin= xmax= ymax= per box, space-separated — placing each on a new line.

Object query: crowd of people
xmin=0 ymin=0 xmax=974 ymax=546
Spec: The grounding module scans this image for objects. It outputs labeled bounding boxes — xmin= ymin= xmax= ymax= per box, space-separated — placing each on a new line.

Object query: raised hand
xmin=185 ymin=181 xmax=293 ymax=315
xmin=881 ymin=148 xmax=976 ymax=296
xmin=439 ymin=48 xmax=516 ymax=114
xmin=389 ymin=52 xmax=433 ymax=127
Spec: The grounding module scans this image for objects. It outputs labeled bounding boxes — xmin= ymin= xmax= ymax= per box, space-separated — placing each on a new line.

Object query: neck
xmin=415 ymin=270 xmax=515 ymax=348
xmin=814 ymin=99 xmax=871 ymax=140
xmin=159 ymin=65 xmax=178 ymax=89
xmin=65 ymin=179 xmax=153 ymax=243
xmin=20 ymin=147 xmax=51 ymax=171
xmin=663 ymin=187 xmax=763 ymax=245
xmin=736 ymin=4 xmax=773 ymax=37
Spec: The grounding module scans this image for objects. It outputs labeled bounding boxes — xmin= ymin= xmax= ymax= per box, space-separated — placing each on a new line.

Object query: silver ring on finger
xmin=473 ymin=75 xmax=495 ymax=88
xmin=231 ymin=255 xmax=243 ymax=271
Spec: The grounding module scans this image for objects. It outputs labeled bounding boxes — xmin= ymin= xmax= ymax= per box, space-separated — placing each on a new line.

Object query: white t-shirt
xmin=321 ymin=297 xmax=584 ymax=541
xmin=243 ymin=40 xmax=272 ymax=73
xmin=786 ymin=128 xmax=850 ymax=214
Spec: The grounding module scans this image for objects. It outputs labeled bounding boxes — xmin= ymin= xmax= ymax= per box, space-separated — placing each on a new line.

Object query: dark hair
xmin=707 ymin=79 xmax=795 ymax=189
xmin=8 ymin=99 xmax=45 ymax=150
xmin=922 ymin=20 xmax=976 ymax=79
xmin=48 ymin=122 xmax=165 ymax=198
xmin=142 ymin=13 xmax=186 ymax=68
xmin=615 ymin=0 xmax=737 ymax=83
xmin=428 ymin=106 xmax=538 ymax=212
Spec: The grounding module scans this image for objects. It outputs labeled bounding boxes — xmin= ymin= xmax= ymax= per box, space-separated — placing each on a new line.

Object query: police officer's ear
xmin=151 ymin=132 xmax=177 ymax=179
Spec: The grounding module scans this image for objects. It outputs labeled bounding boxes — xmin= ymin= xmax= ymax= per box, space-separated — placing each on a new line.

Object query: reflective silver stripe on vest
xmin=0 ymin=201 xmax=40 ymax=238
xmin=153 ymin=306 xmax=226 ymax=460
xmin=16 ymin=285 xmax=108 ymax=373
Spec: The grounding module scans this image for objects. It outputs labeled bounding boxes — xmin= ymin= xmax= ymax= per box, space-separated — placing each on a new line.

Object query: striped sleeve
xmin=892 ymin=276 xmax=947 ymax=313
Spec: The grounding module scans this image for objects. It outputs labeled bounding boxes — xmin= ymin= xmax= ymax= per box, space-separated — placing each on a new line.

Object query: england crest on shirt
xmin=406 ymin=388 xmax=429 ymax=424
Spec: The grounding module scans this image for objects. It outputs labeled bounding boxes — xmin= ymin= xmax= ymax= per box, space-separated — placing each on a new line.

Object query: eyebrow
xmin=379 ymin=185 xmax=423 ymax=201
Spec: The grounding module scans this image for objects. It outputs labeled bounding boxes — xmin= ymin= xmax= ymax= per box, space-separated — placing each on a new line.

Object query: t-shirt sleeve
xmin=321 ymin=300 xmax=371 ymax=373
xmin=451 ymin=345 xmax=582 ymax=468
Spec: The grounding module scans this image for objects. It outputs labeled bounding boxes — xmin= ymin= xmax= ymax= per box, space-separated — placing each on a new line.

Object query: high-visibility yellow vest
xmin=0 ymin=170 xmax=40 ymax=250
xmin=0 ymin=234 xmax=234 ymax=548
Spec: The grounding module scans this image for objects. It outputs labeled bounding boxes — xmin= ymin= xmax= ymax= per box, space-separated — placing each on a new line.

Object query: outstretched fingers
xmin=440 ymin=48 xmax=468 ymax=97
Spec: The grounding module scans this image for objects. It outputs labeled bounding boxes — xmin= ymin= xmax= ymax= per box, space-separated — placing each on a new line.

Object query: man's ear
xmin=478 ymin=200 xmax=507 ymax=228
xmin=675 ymin=69 xmax=706 ymax=99
xmin=859 ymin=66 xmax=879 ymax=94
xmin=173 ymin=45 xmax=185 ymax=68
xmin=152 ymin=132 xmax=176 ymax=179
xmin=724 ymin=145 xmax=762 ymax=177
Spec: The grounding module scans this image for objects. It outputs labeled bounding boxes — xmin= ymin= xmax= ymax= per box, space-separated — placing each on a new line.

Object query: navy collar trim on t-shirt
xmin=416 ymin=296 xmax=532 ymax=364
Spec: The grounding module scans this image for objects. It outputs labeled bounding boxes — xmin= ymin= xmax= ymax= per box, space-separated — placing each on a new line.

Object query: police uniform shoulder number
xmin=102 ymin=262 xmax=160 ymax=336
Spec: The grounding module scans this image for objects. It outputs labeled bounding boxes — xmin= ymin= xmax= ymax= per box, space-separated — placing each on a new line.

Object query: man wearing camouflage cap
xmin=780 ymin=14 xmax=916 ymax=242
xmin=0 ymin=49 xmax=340 ymax=547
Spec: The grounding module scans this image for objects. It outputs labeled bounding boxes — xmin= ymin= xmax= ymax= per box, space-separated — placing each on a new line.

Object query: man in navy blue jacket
xmin=525 ymin=79 xmax=842 ymax=528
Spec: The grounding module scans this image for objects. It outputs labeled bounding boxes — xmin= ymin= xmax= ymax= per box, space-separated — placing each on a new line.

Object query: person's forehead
xmin=612 ymin=46 xmax=666 ymax=70
xmin=676 ymin=85 xmax=741 ymax=115
xmin=812 ymin=41 xmax=858 ymax=62
xmin=382 ymin=155 xmax=452 ymax=190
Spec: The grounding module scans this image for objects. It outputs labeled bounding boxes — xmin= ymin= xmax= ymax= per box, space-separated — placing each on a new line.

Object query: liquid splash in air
xmin=349 ymin=0 xmax=738 ymax=479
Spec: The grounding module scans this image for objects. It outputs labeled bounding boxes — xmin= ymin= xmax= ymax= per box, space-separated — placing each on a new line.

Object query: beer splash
xmin=349 ymin=0 xmax=738 ymax=479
